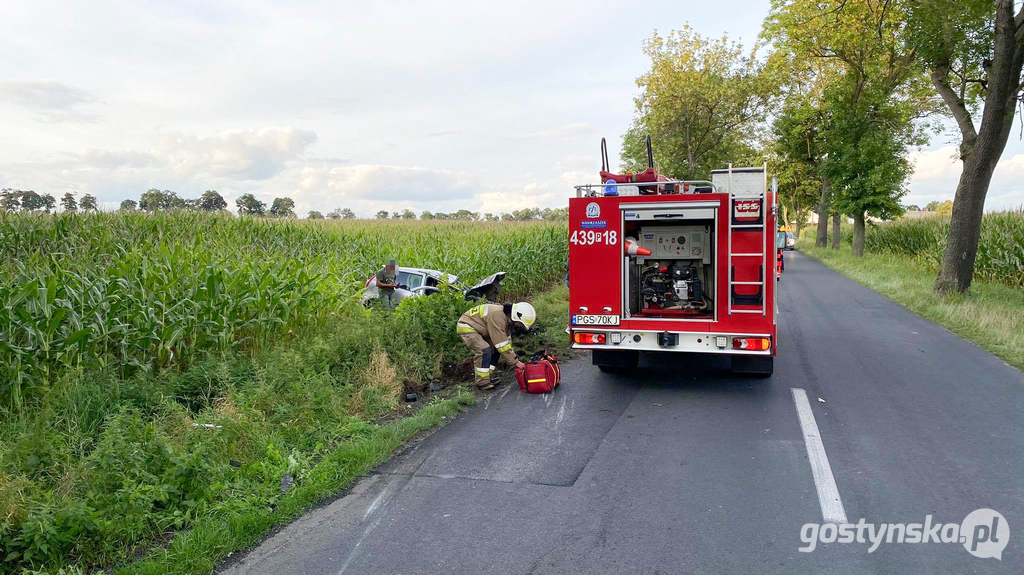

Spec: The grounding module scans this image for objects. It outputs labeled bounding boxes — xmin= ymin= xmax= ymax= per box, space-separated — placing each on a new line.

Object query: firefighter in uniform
xmin=457 ymin=302 xmax=536 ymax=389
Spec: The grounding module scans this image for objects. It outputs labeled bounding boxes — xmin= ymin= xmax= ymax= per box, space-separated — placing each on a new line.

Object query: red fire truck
xmin=568 ymin=154 xmax=778 ymax=376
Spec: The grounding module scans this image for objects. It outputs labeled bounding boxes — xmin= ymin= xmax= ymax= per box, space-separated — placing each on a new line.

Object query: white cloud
xmin=150 ymin=127 xmax=316 ymax=180
xmin=513 ymin=123 xmax=594 ymax=140
xmin=78 ymin=149 xmax=154 ymax=169
xmin=908 ymin=146 xmax=960 ymax=180
xmin=76 ymin=127 xmax=316 ymax=181
xmin=906 ymin=146 xmax=1024 ymax=210
xmin=0 ymin=80 xmax=100 ymax=122
xmin=294 ymin=164 xmax=481 ymax=204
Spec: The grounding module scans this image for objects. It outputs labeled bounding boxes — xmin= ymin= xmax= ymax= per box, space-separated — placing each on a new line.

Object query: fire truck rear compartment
xmin=625 ymin=220 xmax=716 ymax=320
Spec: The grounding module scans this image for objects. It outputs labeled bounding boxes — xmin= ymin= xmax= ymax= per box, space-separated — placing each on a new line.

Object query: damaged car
xmin=361 ymin=266 xmax=506 ymax=306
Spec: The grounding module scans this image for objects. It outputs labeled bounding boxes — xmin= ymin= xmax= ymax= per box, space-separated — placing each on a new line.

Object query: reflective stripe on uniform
xmin=495 ymin=339 xmax=512 ymax=352
xmin=457 ymin=323 xmax=476 ymax=334
xmin=474 ymin=367 xmax=491 ymax=375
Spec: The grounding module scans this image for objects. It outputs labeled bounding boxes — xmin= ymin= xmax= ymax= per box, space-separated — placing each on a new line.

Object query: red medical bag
xmin=515 ymin=351 xmax=561 ymax=394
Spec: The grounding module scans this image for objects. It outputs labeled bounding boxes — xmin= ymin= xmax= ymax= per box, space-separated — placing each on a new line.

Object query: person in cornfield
xmin=376 ymin=259 xmax=398 ymax=305
xmin=457 ymin=302 xmax=536 ymax=389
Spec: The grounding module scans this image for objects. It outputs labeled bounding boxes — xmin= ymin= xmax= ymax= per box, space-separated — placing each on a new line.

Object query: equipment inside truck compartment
xmin=624 ymin=221 xmax=715 ymax=319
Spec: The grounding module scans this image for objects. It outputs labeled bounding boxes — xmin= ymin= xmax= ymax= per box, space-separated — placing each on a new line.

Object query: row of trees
xmin=307 ymin=207 xmax=569 ymax=221
xmin=115 ymin=189 xmax=298 ymax=218
xmin=368 ymin=207 xmax=569 ymax=221
xmin=5 ymin=186 xmax=568 ymax=223
xmin=1 ymin=189 xmax=98 ymax=213
xmin=622 ymin=0 xmax=1023 ymax=293
xmin=905 ymin=200 xmax=954 ymax=214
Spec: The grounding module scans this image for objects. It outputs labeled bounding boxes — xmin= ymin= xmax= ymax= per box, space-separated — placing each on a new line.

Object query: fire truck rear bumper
xmin=571 ymin=330 xmax=773 ymax=355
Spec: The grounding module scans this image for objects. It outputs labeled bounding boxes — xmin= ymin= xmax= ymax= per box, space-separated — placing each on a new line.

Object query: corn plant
xmin=0 ymin=212 xmax=568 ymax=410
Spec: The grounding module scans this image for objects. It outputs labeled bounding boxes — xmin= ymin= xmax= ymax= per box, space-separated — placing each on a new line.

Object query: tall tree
xmin=823 ymin=77 xmax=918 ymax=254
xmin=621 ymin=26 xmax=772 ymax=179
xmin=235 ymin=193 xmax=266 ymax=216
xmin=20 ymin=191 xmax=44 ymax=212
xmin=771 ymin=95 xmax=828 ymax=242
xmin=61 ymin=192 xmax=78 ymax=212
xmin=375 ymin=210 xmax=389 ymax=219
xmin=139 ymin=189 xmax=185 ymax=212
xmin=307 ymin=210 xmax=324 ymax=219
xmin=79 ymin=194 xmax=97 ymax=212
xmin=40 ymin=193 xmax=56 ymax=213
xmin=908 ymin=0 xmax=1024 ymax=292
xmin=340 ymin=208 xmax=356 ymax=219
xmin=400 ymin=209 xmax=416 ymax=220
xmin=119 ymin=199 xmax=138 ymax=211
xmin=269 ymin=197 xmax=296 ymax=218
xmin=0 ymin=189 xmax=21 ymax=211
xmin=196 ymin=190 xmax=227 ymax=212
xmin=766 ymin=0 xmax=936 ymax=254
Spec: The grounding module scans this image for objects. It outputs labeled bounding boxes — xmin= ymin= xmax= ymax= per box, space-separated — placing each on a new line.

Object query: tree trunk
xmin=831 ymin=214 xmax=841 ymax=250
xmin=935 ymin=151 xmax=1001 ymax=292
xmin=852 ymin=211 xmax=866 ymax=256
xmin=815 ymin=177 xmax=831 ymax=248
xmin=933 ymin=0 xmax=1023 ymax=293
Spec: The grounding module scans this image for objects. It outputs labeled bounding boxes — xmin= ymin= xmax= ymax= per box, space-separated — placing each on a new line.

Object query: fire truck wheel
xmin=593 ymin=349 xmax=639 ymax=372
xmin=731 ymin=355 xmax=773 ymax=378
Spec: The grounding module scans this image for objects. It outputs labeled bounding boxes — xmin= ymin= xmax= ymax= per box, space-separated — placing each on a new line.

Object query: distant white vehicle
xmin=361 ymin=266 xmax=505 ymax=306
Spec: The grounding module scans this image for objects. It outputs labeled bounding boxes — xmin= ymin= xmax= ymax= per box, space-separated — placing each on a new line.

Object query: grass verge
xmin=117 ymin=389 xmax=474 ymax=575
xmin=798 ymin=241 xmax=1024 ymax=371
xmin=118 ymin=286 xmax=570 ymax=575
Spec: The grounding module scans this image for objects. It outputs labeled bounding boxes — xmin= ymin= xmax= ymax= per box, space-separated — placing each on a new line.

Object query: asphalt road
xmin=223 ymin=252 xmax=1023 ymax=574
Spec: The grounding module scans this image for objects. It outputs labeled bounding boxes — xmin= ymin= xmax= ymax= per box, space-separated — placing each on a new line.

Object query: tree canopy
xmin=621 ymin=26 xmax=772 ymax=179
xmin=269 ymin=197 xmax=296 ymax=218
xmin=235 ymin=194 xmax=266 ymax=216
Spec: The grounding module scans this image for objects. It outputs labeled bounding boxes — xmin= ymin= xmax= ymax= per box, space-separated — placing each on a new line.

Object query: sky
xmin=1 ymin=0 xmax=1022 ymax=217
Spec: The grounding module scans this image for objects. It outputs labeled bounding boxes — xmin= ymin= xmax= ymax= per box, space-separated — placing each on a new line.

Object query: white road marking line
xmin=555 ymin=395 xmax=566 ymax=426
xmin=791 ymin=388 xmax=848 ymax=524
xmin=362 ymin=490 xmax=385 ymax=520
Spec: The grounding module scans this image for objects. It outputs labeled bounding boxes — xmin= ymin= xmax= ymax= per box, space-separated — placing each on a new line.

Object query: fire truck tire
xmin=593 ymin=349 xmax=639 ymax=372
xmin=731 ymin=355 xmax=773 ymax=377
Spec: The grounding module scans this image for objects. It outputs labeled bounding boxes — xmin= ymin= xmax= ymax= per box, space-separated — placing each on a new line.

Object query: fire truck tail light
xmin=715 ymin=336 xmax=728 ymax=348
xmin=733 ymin=337 xmax=770 ymax=351
xmin=609 ymin=333 xmax=623 ymax=344
xmin=574 ymin=332 xmax=606 ymax=345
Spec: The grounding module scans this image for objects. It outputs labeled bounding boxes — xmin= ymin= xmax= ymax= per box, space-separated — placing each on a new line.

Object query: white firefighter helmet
xmin=511 ymin=302 xmax=536 ymax=330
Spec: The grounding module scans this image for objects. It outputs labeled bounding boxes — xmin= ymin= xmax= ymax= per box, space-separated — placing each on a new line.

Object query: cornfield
xmin=0 ymin=212 xmax=568 ymax=410
xmin=864 ymin=209 xmax=1024 ymax=288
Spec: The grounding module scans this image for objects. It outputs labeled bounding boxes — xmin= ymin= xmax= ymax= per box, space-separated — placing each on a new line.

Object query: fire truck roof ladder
xmin=727 ymin=163 xmax=769 ymax=317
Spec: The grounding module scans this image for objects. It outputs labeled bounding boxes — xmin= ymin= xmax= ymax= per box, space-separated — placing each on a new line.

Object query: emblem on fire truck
xmin=586 ymin=202 xmax=601 ymax=218
xmin=733 ymin=199 xmax=761 ymax=219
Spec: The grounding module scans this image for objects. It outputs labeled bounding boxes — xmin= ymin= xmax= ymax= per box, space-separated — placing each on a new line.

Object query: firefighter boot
xmin=476 ymin=347 xmax=496 ymax=390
